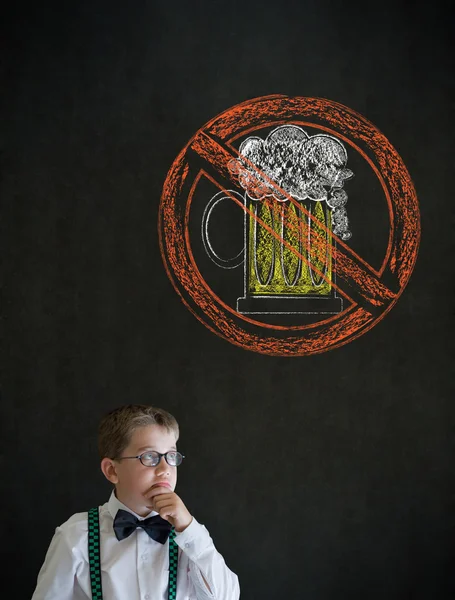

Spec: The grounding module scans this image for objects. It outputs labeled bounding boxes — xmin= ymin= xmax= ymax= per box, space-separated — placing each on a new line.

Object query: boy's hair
xmin=98 ymin=404 xmax=180 ymax=460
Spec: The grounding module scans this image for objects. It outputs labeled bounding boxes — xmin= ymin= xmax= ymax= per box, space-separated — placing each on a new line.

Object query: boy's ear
xmin=101 ymin=458 xmax=119 ymax=484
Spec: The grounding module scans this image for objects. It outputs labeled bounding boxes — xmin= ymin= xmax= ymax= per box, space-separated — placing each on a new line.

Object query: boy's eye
xmin=142 ymin=452 xmax=155 ymax=461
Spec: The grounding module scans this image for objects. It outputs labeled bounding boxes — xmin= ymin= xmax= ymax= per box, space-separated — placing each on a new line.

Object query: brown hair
xmin=98 ymin=404 xmax=180 ymax=459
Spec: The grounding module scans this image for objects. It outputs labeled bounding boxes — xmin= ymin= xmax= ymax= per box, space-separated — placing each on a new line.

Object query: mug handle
xmin=201 ymin=190 xmax=245 ymax=269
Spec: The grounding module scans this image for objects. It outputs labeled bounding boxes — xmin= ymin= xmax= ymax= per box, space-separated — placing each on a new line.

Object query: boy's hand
xmin=145 ymin=487 xmax=193 ymax=532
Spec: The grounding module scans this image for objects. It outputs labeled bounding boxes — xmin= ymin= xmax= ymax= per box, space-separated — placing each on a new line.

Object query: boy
xmin=31 ymin=405 xmax=240 ymax=600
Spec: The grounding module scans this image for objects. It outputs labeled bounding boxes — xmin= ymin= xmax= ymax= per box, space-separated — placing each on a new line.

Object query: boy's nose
xmin=155 ymin=456 xmax=170 ymax=472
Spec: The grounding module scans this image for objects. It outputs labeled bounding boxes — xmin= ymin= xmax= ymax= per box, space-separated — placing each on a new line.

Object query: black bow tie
xmin=113 ymin=509 xmax=172 ymax=544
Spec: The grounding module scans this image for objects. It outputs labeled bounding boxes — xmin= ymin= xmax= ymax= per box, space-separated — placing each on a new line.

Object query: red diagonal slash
xmin=190 ymin=130 xmax=396 ymax=312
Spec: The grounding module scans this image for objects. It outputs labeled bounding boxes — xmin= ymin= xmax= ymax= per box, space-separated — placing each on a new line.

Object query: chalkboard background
xmin=2 ymin=1 xmax=454 ymax=598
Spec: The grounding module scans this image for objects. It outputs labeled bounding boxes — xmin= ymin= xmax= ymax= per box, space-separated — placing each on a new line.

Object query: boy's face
xmin=104 ymin=424 xmax=179 ymax=517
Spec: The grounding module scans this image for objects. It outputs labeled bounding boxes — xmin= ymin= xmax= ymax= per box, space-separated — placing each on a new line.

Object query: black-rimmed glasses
xmin=114 ymin=450 xmax=185 ymax=467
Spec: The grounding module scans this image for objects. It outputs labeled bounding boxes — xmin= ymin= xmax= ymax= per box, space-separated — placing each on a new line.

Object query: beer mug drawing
xmin=202 ymin=125 xmax=354 ymax=314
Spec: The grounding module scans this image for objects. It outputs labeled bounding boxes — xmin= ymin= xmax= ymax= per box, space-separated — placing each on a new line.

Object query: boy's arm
xmin=174 ymin=518 xmax=240 ymax=600
xmin=31 ymin=527 xmax=77 ymax=600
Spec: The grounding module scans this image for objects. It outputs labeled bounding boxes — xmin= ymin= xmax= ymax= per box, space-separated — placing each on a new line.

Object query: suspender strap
xmin=87 ymin=508 xmax=179 ymax=600
xmin=88 ymin=507 xmax=103 ymax=600
xmin=168 ymin=527 xmax=178 ymax=600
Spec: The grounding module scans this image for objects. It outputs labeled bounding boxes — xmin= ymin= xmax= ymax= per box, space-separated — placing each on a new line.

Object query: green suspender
xmin=87 ymin=508 xmax=179 ymax=600
xmin=168 ymin=527 xmax=178 ymax=600
xmin=88 ymin=508 xmax=103 ymax=600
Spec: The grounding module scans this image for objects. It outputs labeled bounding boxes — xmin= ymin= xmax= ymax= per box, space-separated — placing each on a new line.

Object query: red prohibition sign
xmin=158 ymin=95 xmax=420 ymax=356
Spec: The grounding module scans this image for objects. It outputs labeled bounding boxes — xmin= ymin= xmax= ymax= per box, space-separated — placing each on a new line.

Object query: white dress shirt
xmin=31 ymin=491 xmax=240 ymax=600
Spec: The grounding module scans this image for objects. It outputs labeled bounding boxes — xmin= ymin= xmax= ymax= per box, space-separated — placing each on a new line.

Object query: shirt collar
xmin=107 ymin=489 xmax=159 ymax=521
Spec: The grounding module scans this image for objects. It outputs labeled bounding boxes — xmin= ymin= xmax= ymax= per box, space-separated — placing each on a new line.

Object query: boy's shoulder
xmin=59 ymin=510 xmax=88 ymax=531
xmin=57 ymin=502 xmax=110 ymax=540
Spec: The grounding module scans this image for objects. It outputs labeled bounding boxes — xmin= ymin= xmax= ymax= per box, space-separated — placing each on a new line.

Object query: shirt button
xmin=142 ymin=554 xmax=148 ymax=561
xmin=185 ymin=542 xmax=190 ymax=548
xmin=144 ymin=596 xmax=150 ymax=600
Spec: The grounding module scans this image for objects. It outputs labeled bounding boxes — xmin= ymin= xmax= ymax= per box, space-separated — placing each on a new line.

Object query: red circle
xmin=158 ymin=95 xmax=420 ymax=356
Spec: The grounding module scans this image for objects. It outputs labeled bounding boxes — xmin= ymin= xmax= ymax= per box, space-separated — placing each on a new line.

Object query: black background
xmin=1 ymin=1 xmax=454 ymax=598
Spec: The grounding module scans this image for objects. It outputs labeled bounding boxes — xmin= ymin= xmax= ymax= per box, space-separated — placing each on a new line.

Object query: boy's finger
xmin=155 ymin=504 xmax=173 ymax=516
xmin=144 ymin=492 xmax=174 ymax=509
xmin=146 ymin=488 xmax=173 ymax=501
xmin=151 ymin=498 xmax=176 ymax=512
